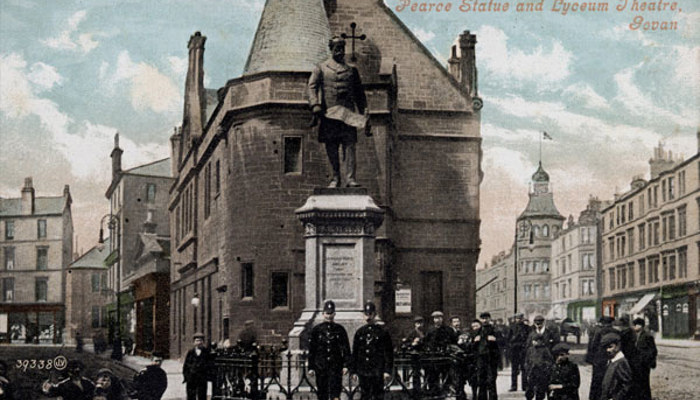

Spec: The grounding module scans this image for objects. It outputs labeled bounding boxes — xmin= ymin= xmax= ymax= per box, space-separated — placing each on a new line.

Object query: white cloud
xmin=27 ymin=62 xmax=63 ymax=91
xmin=671 ymin=45 xmax=700 ymax=94
xmin=102 ymin=51 xmax=182 ymax=113
xmin=613 ymin=64 xmax=696 ymax=128
xmin=41 ymin=10 xmax=99 ymax=53
xmin=483 ymin=146 xmax=536 ymax=185
xmin=414 ymin=28 xmax=436 ymax=43
xmin=476 ymin=25 xmax=573 ymax=88
xmin=0 ymin=52 xmax=169 ymax=180
xmin=563 ymin=83 xmax=610 ymax=110
xmin=482 ymin=123 xmax=540 ymax=143
xmin=168 ymin=55 xmax=188 ymax=78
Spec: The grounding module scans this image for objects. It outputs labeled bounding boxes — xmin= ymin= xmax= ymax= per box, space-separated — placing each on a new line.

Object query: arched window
xmin=543 ymin=224 xmax=549 ymax=237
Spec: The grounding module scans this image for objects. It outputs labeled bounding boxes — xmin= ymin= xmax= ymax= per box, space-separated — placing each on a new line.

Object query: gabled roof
xmin=124 ymin=158 xmax=172 ymax=178
xmin=0 ymin=196 xmax=66 ymax=216
xmin=243 ymin=0 xmax=331 ymax=74
xmin=70 ymin=238 xmax=111 ymax=269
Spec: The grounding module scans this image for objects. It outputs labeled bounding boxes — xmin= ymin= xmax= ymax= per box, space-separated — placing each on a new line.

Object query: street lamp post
xmin=98 ymin=213 xmax=122 ymax=361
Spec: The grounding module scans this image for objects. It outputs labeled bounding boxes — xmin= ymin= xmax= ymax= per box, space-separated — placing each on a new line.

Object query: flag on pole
xmin=543 ymin=131 xmax=553 ymax=140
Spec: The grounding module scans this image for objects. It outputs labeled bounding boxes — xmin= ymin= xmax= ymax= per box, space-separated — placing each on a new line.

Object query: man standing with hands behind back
xmin=308 ymin=300 xmax=351 ymax=400
xmin=308 ymin=36 xmax=371 ymax=188
xmin=352 ymin=302 xmax=394 ymax=400
xmin=182 ymin=332 xmax=211 ymax=400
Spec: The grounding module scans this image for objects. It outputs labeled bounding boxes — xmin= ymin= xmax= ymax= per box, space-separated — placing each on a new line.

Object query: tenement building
xmin=475 ymin=249 xmax=513 ymax=322
xmin=104 ymin=135 xmax=173 ymax=356
xmin=169 ymin=0 xmax=482 ymax=357
xmin=65 ymin=239 xmax=112 ymax=347
xmin=601 ymin=138 xmax=699 ymax=339
xmin=550 ymin=198 xmax=604 ymax=324
xmin=0 ymin=178 xmax=73 ymax=344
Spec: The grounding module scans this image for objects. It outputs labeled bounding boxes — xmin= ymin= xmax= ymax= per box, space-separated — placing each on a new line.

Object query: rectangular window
xmin=668 ymin=214 xmax=676 ymax=240
xmin=215 ymin=160 xmax=221 ymax=194
xmin=284 ymin=136 xmax=302 ymax=174
xmin=92 ymin=273 xmax=101 ymax=293
xmin=146 ymin=183 xmax=156 ymax=203
xmin=2 ymin=278 xmax=14 ymax=302
xmin=669 ymin=254 xmax=676 ymax=280
xmin=241 ymin=263 xmax=254 ymax=298
xmin=652 ymin=221 xmax=660 ymax=245
xmin=628 ymin=229 xmax=634 ymax=255
xmin=678 ymin=206 xmax=687 ymax=237
xmin=668 ymin=177 xmax=675 ymax=200
xmin=653 ymin=186 xmax=658 ymax=207
xmin=619 ymin=266 xmax=626 ymax=289
xmin=628 ymin=263 xmax=635 ymax=288
xmin=37 ymin=248 xmax=48 ymax=270
xmin=92 ymin=306 xmax=101 ymax=328
xmin=639 ymin=259 xmax=646 ymax=286
xmin=37 ymin=219 xmax=47 ymax=239
xmin=678 ymin=170 xmax=686 ymax=195
xmin=35 ymin=278 xmax=48 ymax=302
xmin=639 ymin=195 xmax=645 ymax=215
xmin=4 ymin=247 xmax=15 ymax=270
xmin=662 ymin=180 xmax=667 ymax=202
xmin=678 ymin=247 xmax=687 ymax=278
xmin=204 ymin=164 xmax=211 ymax=219
xmin=270 ymin=272 xmax=289 ymax=308
xmin=5 ymin=221 xmax=14 ymax=240
xmin=638 ymin=224 xmax=646 ymax=250
xmin=629 ymin=202 xmax=634 ymax=221
xmin=662 ymin=256 xmax=668 ymax=281
xmin=609 ymin=268 xmax=616 ymax=290
xmin=621 ymin=205 xmax=626 ymax=223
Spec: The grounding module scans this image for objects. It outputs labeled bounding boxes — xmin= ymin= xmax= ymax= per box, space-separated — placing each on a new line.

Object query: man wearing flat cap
xmin=509 ymin=312 xmax=529 ymax=392
xmin=405 ymin=316 xmax=425 ymax=349
xmin=548 ymin=343 xmax=580 ymax=400
xmin=630 ymin=318 xmax=657 ymax=400
xmin=424 ymin=310 xmax=456 ymax=392
xmin=308 ymin=36 xmax=370 ymax=188
xmin=352 ymin=302 xmax=393 ymax=400
xmin=585 ymin=316 xmax=615 ymax=400
xmin=308 ymin=300 xmax=351 ymax=400
xmin=183 ymin=332 xmax=211 ymax=400
xmin=473 ymin=312 xmax=501 ymax=399
xmin=600 ymin=333 xmax=633 ymax=400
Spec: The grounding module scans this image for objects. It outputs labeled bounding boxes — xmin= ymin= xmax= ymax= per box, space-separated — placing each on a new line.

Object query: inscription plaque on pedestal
xmin=323 ymin=244 xmax=358 ymax=304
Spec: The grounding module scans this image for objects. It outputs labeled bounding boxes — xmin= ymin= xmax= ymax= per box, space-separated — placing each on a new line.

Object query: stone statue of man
xmin=308 ymin=36 xmax=370 ymax=188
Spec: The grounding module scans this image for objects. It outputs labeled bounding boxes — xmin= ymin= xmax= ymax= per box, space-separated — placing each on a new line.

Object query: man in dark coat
xmin=308 ymin=300 xmax=351 ymax=400
xmin=613 ymin=315 xmax=635 ymax=360
xmin=548 ymin=343 xmax=580 ymax=400
xmin=585 ymin=316 xmax=615 ymax=400
xmin=308 ymin=36 xmax=370 ymax=188
xmin=531 ymin=315 xmax=559 ymax=352
xmin=351 ymin=302 xmax=393 ymax=400
xmin=630 ymin=318 xmax=657 ymax=400
xmin=524 ymin=333 xmax=554 ymax=400
xmin=405 ymin=316 xmax=425 ymax=350
xmin=600 ymin=333 xmax=633 ymax=400
xmin=0 ymin=360 xmax=15 ymax=400
xmin=464 ymin=320 xmax=482 ymax=400
xmin=132 ymin=352 xmax=168 ymax=400
xmin=238 ymin=320 xmax=258 ymax=352
xmin=424 ymin=311 xmax=456 ymax=393
xmin=473 ymin=312 xmax=500 ymax=400
xmin=42 ymin=360 xmax=95 ymax=400
xmin=182 ymin=332 xmax=211 ymax=400
xmin=509 ymin=312 xmax=529 ymax=392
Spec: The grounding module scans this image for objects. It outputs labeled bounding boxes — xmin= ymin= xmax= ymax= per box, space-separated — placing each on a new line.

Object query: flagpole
xmin=539 ymin=131 xmax=543 ymax=164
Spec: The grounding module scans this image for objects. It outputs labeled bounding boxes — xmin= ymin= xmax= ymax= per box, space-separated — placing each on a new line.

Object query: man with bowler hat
xmin=308 ymin=300 xmax=351 ymax=400
xmin=182 ymin=332 xmax=211 ymax=400
xmin=352 ymin=302 xmax=393 ymax=400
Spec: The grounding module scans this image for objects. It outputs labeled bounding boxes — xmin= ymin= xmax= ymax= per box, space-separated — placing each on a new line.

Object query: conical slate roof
xmin=519 ymin=163 xmax=563 ymax=220
xmin=243 ymin=0 xmax=331 ymax=75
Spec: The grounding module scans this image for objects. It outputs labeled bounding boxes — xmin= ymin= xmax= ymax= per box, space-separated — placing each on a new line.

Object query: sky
xmin=1 ymin=0 xmax=698 ymax=266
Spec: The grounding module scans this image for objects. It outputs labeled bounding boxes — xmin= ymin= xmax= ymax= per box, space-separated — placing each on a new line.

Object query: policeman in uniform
xmin=352 ymin=302 xmax=393 ymax=400
xmin=308 ymin=300 xmax=351 ymax=400
xmin=308 ymin=36 xmax=370 ymax=188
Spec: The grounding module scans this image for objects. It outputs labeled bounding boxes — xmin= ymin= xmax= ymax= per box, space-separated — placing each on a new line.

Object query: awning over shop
xmin=630 ymin=293 xmax=656 ymax=315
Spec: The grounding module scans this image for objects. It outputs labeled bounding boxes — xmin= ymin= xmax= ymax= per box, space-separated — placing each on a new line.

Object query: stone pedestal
xmin=288 ymin=188 xmax=384 ymax=351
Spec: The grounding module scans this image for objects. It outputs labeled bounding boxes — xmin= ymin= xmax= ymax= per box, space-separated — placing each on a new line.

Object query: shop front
xmin=0 ymin=304 xmax=64 ymax=344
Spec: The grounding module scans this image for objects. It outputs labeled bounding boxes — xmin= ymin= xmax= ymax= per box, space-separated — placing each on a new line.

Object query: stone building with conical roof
xmin=514 ymin=162 xmax=565 ymax=318
xmin=168 ymin=0 xmax=482 ymax=357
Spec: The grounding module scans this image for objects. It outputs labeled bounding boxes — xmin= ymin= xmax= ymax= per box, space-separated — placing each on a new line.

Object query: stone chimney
xmin=457 ymin=31 xmax=478 ymax=98
xmin=630 ymin=174 xmax=646 ymax=190
xmin=21 ymin=177 xmax=35 ymax=215
xmin=649 ymin=142 xmax=676 ymax=179
xmin=111 ymin=133 xmax=123 ymax=182
xmin=182 ymin=31 xmax=207 ymax=147
xmin=447 ymin=44 xmax=460 ymax=81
